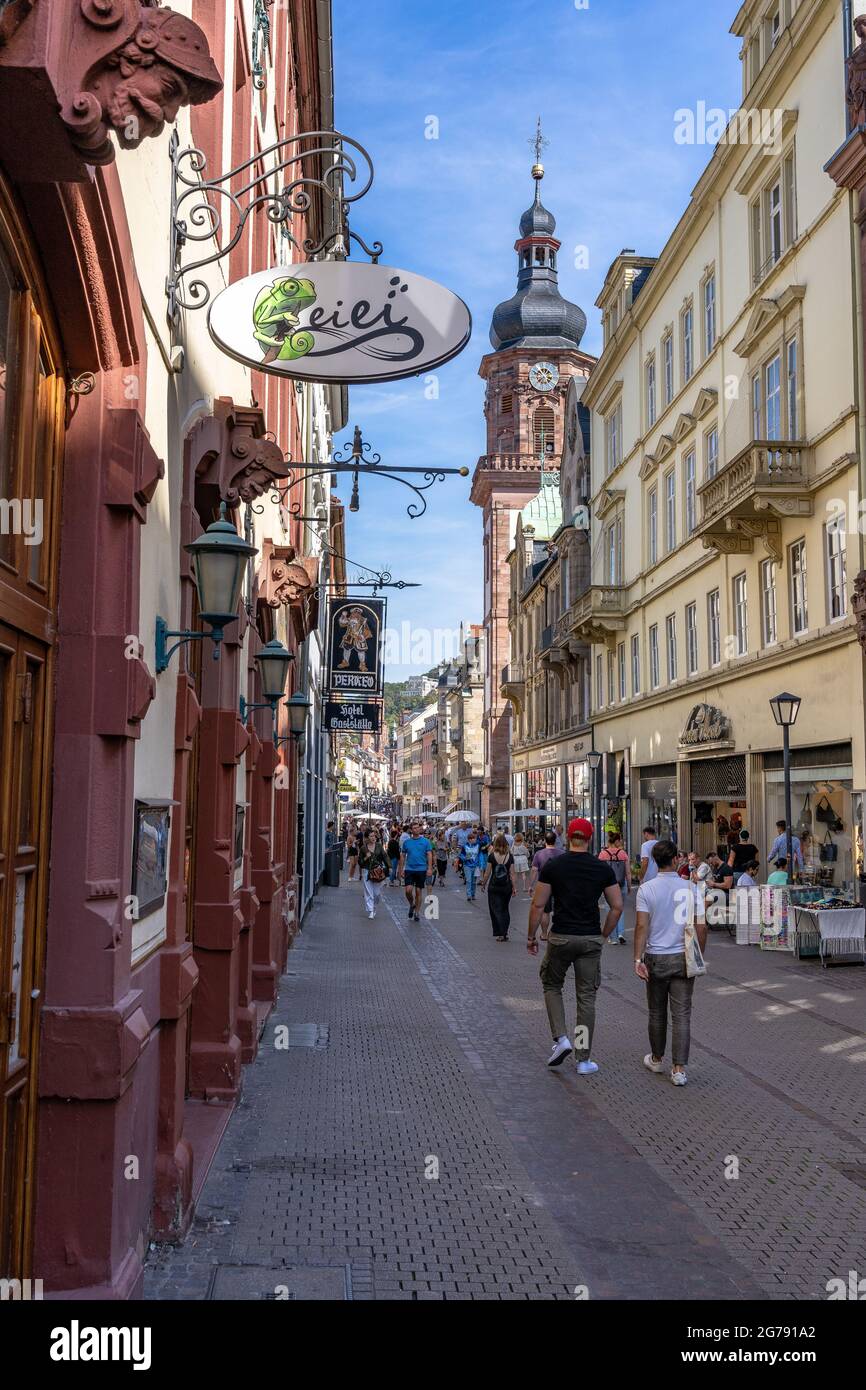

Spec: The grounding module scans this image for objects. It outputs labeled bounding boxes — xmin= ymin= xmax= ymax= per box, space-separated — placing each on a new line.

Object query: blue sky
xmin=333 ymin=0 xmax=742 ymax=681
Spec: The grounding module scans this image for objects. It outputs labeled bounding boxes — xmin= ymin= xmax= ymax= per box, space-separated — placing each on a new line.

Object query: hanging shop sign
xmin=324 ymin=701 xmax=383 ymax=734
xmin=679 ymin=703 xmax=733 ymax=749
xmin=208 ymin=262 xmax=472 ymax=385
xmin=326 ymin=598 xmax=386 ymax=697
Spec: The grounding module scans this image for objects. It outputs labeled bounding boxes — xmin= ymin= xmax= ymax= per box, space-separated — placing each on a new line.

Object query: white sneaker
xmin=643 ymin=1054 xmax=664 ymax=1074
xmin=576 ymin=1060 xmax=599 ymax=1076
xmin=671 ymin=1070 xmax=688 ymax=1086
xmin=547 ymin=1037 xmax=572 ymax=1068
xmin=367 ymin=911 xmax=376 ymax=920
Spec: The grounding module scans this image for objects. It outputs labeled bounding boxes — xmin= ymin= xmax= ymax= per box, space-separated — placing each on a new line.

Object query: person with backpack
xmin=598 ymin=831 xmax=630 ymax=944
xmin=528 ymin=818 xmax=623 ymax=1073
xmin=481 ymin=834 xmax=518 ymax=940
xmin=358 ymin=830 xmax=390 ymax=920
xmin=634 ymin=838 xmax=707 ymax=1086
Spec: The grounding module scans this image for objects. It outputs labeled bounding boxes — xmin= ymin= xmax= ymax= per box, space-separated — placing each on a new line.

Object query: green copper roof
xmin=519 ymin=471 xmax=562 ymax=541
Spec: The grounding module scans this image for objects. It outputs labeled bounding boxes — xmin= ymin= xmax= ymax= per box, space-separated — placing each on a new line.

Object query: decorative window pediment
xmin=596 ymin=377 xmax=624 ymax=418
xmin=595 ymin=487 xmax=625 ymax=521
xmin=639 ymin=454 xmax=659 ymax=481
xmin=653 ymin=433 xmax=676 ymax=464
xmin=693 ymin=386 xmax=718 ymax=419
xmin=734 ymin=112 xmax=799 ymax=198
xmin=673 ymin=412 xmax=696 ymax=442
xmin=734 ymin=285 xmax=805 ymax=358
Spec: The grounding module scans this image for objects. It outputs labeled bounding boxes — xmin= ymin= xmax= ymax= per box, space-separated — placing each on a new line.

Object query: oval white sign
xmin=207 ymin=261 xmax=472 ymax=385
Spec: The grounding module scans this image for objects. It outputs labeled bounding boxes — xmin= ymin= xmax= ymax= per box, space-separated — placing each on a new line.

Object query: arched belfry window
xmin=533 ymin=406 xmax=556 ymax=456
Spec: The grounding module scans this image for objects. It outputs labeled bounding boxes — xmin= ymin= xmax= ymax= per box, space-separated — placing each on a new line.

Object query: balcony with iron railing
xmin=696 ymin=440 xmax=815 ymax=554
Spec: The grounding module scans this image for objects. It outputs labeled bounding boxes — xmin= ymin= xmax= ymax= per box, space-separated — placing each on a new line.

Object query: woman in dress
xmin=512 ymin=832 xmax=530 ymax=892
xmin=481 ymin=834 xmax=518 ymax=942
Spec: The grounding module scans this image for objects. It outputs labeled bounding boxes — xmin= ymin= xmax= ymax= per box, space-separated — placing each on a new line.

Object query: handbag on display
xmin=797 ymin=794 xmax=813 ymax=836
xmin=819 ymin=830 xmax=839 ymax=863
xmin=815 ymin=796 xmax=836 ymax=826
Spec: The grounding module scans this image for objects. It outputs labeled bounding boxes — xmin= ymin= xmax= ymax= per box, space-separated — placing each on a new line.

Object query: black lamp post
xmin=240 ymin=637 xmax=294 ymax=729
xmin=769 ymin=692 xmax=802 ymax=882
xmin=156 ymin=502 xmax=257 ymax=671
xmin=283 ymin=691 xmax=312 ymax=744
xmin=586 ymin=749 xmax=603 ymax=847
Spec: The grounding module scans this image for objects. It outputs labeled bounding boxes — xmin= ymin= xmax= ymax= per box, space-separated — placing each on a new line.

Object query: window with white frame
xmin=606 ymin=515 xmax=623 ymax=585
xmin=596 ymin=653 xmax=603 ymax=708
xmin=648 ymin=487 xmax=658 ymax=566
xmin=708 ymin=588 xmax=721 ymax=666
xmin=685 ymin=449 xmax=697 ymax=535
xmin=665 ymin=468 xmax=676 ymax=552
xmin=646 ymin=355 xmax=657 ymax=429
xmin=789 ymin=538 xmax=808 ymax=635
xmin=787 ymin=336 xmax=799 ymax=439
xmin=682 ymin=302 xmax=694 ymax=384
xmin=733 ymin=573 xmax=748 ymax=655
xmin=751 ymin=148 xmax=797 ymax=285
xmin=618 ymin=642 xmax=626 ymax=701
xmin=607 ymin=650 xmax=615 ymax=705
xmin=663 ymin=332 xmax=674 ymax=406
xmin=765 ymin=354 xmax=781 ymax=441
xmin=631 ymin=632 xmax=641 ymax=694
xmin=706 ymin=425 xmax=719 ymax=480
xmin=704 ymin=273 xmax=716 ymax=356
xmin=752 ymin=373 xmax=761 ymax=438
xmin=686 ymin=602 xmax=698 ymax=674
xmin=825 ymin=519 xmax=847 ymax=622
xmin=760 ymin=558 xmax=778 ymax=646
xmin=605 ymin=402 xmax=622 ymax=474
xmin=666 ymin=614 xmax=678 ymax=681
xmin=649 ymin=624 xmax=660 ymax=689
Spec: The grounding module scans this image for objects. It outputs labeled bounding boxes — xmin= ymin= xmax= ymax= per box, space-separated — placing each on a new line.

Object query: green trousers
xmin=539 ymin=933 xmax=604 ymax=1060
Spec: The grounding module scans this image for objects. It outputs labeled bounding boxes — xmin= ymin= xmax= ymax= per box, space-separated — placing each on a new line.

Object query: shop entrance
xmin=689 ymin=755 xmax=747 ymax=860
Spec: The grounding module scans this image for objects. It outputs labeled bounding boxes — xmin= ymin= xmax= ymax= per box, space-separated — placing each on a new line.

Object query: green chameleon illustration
xmin=252 ymin=277 xmax=317 ymax=364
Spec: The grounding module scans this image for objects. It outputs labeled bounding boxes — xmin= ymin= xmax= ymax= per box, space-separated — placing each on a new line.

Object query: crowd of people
xmin=328 ymin=811 xmax=796 ymax=1087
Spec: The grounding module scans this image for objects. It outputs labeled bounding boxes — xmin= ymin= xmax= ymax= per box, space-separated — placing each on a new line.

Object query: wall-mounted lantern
xmin=156 ymin=503 xmax=257 ymax=672
xmin=240 ymin=637 xmax=294 ymax=724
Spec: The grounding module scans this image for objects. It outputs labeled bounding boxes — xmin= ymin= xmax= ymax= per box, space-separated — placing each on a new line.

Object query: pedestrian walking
xmin=477 ymin=825 xmax=491 ymax=883
xmin=358 ymin=831 xmax=390 ymax=919
xmin=512 ymin=832 xmax=530 ymax=892
xmin=529 ymin=831 xmax=562 ymax=941
xmin=634 ymin=839 xmax=707 ymax=1087
xmin=598 ymin=831 xmax=630 ymax=943
xmin=433 ymin=829 xmax=449 ymax=886
xmin=528 ymin=818 xmax=623 ymax=1074
xmin=638 ymin=826 xmax=659 ymax=884
xmin=346 ymin=825 xmax=360 ymax=882
xmin=481 ymin=834 xmax=517 ymax=940
xmin=460 ymin=828 xmax=482 ymax=901
xmin=768 ymin=820 xmax=804 ymax=874
xmin=398 ymin=820 xmax=433 ymax=922
xmin=386 ymin=826 xmax=402 ymax=886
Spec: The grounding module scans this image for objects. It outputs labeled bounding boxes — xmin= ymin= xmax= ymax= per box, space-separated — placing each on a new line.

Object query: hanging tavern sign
xmin=326 ymin=598 xmax=385 ymax=698
xmin=207 ymin=263 xmax=472 ymax=385
xmin=324 ymin=701 xmax=383 ymax=734
xmin=679 ymin=704 xmax=733 ymax=749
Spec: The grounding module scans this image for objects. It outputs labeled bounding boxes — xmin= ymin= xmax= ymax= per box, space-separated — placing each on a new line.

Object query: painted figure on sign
xmin=337 ymin=606 xmax=372 ymax=672
xmin=252 ymin=277 xmax=317 ymax=363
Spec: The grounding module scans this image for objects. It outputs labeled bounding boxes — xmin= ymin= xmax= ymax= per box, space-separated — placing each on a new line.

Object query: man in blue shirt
xmin=768 ymin=819 xmax=803 ymax=873
xmin=398 ymin=820 xmax=433 ymax=921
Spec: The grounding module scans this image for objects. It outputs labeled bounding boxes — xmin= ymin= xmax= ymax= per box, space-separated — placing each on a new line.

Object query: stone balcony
xmin=695 ymin=440 xmax=815 ymax=561
xmin=500 ymin=661 xmax=526 ymax=713
xmin=566 ymin=585 xmax=627 ymax=647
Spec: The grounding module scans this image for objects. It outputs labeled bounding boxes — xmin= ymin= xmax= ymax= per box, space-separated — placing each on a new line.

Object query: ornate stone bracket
xmin=257 ymin=538 xmax=320 ymax=642
xmin=189 ymin=397 xmax=290 ymax=513
xmin=94 ymin=636 xmax=155 ymax=738
xmin=104 ymin=407 xmax=164 ymax=520
xmin=727 ymin=515 xmax=783 ymax=564
xmin=0 ymin=1 xmax=223 ymax=181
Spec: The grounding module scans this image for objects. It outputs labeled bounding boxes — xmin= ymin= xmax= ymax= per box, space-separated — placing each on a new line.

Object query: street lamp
xmin=156 ymin=502 xmax=257 ymax=672
xmin=239 ymin=637 xmax=294 ymax=727
xmin=586 ymin=749 xmax=603 ymax=846
xmin=770 ymin=692 xmax=801 ymax=882
xmin=283 ymin=690 xmax=312 ymax=743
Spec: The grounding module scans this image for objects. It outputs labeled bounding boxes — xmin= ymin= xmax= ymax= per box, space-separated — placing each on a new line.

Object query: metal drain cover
xmin=286 ymin=1023 xmax=329 ymax=1049
xmin=208 ymin=1264 xmax=350 ymax=1300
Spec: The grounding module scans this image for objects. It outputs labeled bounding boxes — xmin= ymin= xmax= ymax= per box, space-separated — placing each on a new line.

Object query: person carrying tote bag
xmin=634 ymin=839 xmax=707 ymax=1087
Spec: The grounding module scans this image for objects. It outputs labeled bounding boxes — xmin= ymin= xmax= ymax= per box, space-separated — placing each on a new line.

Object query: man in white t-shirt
xmin=634 ymin=838 xmax=706 ymax=1087
xmin=638 ymin=826 xmax=659 ymax=883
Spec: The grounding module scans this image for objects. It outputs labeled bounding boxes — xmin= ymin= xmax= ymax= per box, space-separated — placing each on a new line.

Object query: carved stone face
xmin=100 ymin=62 xmax=191 ymax=145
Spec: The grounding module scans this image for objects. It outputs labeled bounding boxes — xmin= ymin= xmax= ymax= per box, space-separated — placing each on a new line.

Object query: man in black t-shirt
xmin=528 ymin=818 xmax=623 ymax=1074
xmin=728 ymin=829 xmax=759 ymax=880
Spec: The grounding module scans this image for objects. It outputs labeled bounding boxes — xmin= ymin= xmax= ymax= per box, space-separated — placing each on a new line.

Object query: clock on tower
xmin=529 ymin=361 xmax=559 ymax=393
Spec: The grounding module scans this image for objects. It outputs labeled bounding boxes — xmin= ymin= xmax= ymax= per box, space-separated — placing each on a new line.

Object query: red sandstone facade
xmin=0 ymin=0 xmax=340 ymax=1297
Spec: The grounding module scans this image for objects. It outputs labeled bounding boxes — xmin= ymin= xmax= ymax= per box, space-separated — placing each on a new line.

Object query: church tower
xmin=471 ymin=128 xmax=595 ymax=822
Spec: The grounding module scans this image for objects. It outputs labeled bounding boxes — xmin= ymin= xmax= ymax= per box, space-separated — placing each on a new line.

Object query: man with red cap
xmin=528 ymin=817 xmax=623 ymax=1073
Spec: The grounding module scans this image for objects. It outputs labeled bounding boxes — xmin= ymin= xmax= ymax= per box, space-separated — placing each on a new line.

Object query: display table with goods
xmin=755 ymin=885 xmax=827 ymax=952
xmin=791 ymin=900 xmax=866 ymax=966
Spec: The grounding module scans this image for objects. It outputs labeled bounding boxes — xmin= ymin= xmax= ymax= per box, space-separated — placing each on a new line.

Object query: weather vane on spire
xmin=529 ymin=117 xmax=549 ymax=180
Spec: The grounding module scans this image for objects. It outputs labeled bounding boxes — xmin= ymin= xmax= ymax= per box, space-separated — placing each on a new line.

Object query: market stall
xmin=792 ymin=903 xmax=866 ymax=966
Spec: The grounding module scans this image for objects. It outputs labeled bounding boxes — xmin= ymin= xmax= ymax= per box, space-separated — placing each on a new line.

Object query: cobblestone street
xmin=143 ymin=874 xmax=866 ymax=1302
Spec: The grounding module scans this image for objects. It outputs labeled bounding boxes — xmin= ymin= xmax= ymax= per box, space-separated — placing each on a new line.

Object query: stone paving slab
xmin=143 ymin=874 xmax=866 ymax=1301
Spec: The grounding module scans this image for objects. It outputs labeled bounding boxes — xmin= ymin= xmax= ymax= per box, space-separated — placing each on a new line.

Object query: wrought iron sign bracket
xmin=166 ymin=127 xmax=383 ymax=325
